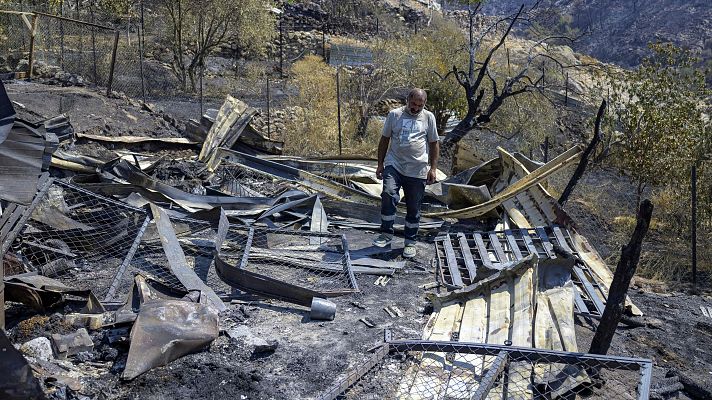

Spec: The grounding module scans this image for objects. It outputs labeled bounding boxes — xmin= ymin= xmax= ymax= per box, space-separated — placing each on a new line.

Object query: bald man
xmin=373 ymin=88 xmax=440 ymax=258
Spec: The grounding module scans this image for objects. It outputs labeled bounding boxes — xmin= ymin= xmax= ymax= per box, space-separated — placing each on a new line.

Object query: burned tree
xmin=441 ymin=2 xmax=577 ymax=150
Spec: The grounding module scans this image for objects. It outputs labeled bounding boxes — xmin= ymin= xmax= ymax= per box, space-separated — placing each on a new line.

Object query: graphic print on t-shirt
xmin=400 ymin=119 xmax=422 ymax=142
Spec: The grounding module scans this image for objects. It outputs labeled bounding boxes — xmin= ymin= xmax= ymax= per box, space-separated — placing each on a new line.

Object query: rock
xmin=73 ymin=351 xmax=96 ymax=363
xmin=20 ymin=337 xmax=54 ymax=361
xmin=99 ymin=346 xmax=119 ymax=361
xmin=226 ymin=325 xmax=278 ymax=355
xmin=51 ymin=328 xmax=94 ymax=360
xmin=15 ymin=59 xmax=29 ymax=72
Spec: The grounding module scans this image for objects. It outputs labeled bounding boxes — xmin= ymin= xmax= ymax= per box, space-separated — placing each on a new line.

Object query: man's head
xmin=406 ymin=88 xmax=427 ymax=115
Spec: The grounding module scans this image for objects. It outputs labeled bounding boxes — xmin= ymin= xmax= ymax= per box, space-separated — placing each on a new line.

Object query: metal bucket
xmin=310 ymin=297 xmax=336 ymax=321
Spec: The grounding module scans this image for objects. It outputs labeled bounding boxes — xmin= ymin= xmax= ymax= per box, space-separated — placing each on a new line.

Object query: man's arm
xmin=376 ymin=135 xmax=390 ymax=179
xmin=427 ymin=140 xmax=440 ymax=184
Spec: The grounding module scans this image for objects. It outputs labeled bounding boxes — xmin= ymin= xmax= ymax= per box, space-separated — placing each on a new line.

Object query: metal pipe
xmin=321 ymin=23 xmax=326 ymax=61
xmin=279 ymin=20 xmax=284 ymax=78
xmin=34 ymin=11 xmax=114 ymax=30
xmin=27 ymin=14 xmax=38 ymax=81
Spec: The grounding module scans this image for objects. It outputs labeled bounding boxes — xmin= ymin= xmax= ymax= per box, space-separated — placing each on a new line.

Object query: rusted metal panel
xmin=122 ymin=299 xmax=219 ymax=380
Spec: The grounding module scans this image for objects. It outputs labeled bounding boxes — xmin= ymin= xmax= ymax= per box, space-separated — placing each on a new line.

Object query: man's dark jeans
xmin=380 ymin=165 xmax=426 ymax=244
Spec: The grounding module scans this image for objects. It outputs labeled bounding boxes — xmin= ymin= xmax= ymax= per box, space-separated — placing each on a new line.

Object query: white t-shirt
xmin=382 ymin=106 xmax=439 ymax=179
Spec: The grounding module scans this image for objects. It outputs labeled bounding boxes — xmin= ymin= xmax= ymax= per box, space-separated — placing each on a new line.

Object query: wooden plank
xmin=509 ymin=268 xmax=535 ymax=399
xmin=444 ymin=234 xmax=465 ymax=287
xmin=448 ymin=295 xmax=488 ymax=397
xmin=573 ymin=286 xmax=591 ymax=316
xmin=0 ymin=205 xmax=25 ymax=241
xmin=519 ymin=229 xmax=538 ymax=257
xmin=473 ymin=233 xmax=495 ymax=270
xmin=535 ymin=226 xmax=556 ymax=258
xmin=533 ymin=290 xmax=562 ymax=385
xmin=0 ymin=203 xmax=20 ymax=229
xmin=457 ymin=232 xmax=478 ymax=283
xmin=488 ymin=233 xmax=507 ymax=263
xmin=502 ymin=199 xmax=531 ymax=229
xmin=485 ymin=282 xmax=511 ymax=400
xmin=504 ymin=230 xmax=523 ymax=260
xmin=424 ymin=145 xmax=583 ymax=218
xmin=403 ymin=302 xmax=463 ymax=399
xmin=543 ymin=282 xmax=591 ymax=397
xmin=515 ymin=192 xmax=547 ymax=227
xmin=528 ymin=188 xmax=559 ymax=223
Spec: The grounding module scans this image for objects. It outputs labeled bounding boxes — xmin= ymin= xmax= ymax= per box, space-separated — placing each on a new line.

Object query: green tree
xmin=605 ymin=43 xmax=710 ymax=205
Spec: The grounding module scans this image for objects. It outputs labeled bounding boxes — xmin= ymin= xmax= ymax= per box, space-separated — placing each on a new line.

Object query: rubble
xmin=51 ymin=328 xmax=94 ymax=360
xmin=0 ymin=80 xmax=663 ymax=399
xmin=20 ymin=336 xmax=54 ymax=361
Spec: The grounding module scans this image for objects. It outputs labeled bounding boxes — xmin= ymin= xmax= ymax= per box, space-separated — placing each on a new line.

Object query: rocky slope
xmin=478 ymin=0 xmax=712 ymax=67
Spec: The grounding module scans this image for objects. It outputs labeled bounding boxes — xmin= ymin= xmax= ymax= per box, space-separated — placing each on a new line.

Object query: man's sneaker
xmin=373 ymin=233 xmax=393 ymax=248
xmin=403 ymin=243 xmax=417 ymax=258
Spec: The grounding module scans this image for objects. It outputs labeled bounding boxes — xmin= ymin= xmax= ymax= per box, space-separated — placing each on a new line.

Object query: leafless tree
xmin=441 ymin=1 xmax=581 ymax=150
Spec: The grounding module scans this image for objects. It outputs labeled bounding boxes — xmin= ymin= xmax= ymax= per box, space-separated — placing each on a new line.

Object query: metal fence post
xmin=321 ymin=23 xmax=326 ymax=61
xmin=90 ymin=4 xmax=97 ymax=83
xmin=106 ymin=29 xmax=120 ymax=96
xmin=27 ymin=13 xmax=38 ymax=81
xmin=139 ymin=0 xmax=146 ymax=102
xmin=692 ymin=164 xmax=697 ymax=289
xmin=266 ymin=77 xmax=271 ymax=140
xmin=59 ymin=3 xmax=65 ymax=69
xmin=279 ymin=20 xmax=284 ymax=78
xmin=336 ymin=67 xmax=342 ymax=155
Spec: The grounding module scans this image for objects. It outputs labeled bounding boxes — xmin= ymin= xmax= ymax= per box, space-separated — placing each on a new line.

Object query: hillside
xmin=478 ymin=0 xmax=712 ymax=67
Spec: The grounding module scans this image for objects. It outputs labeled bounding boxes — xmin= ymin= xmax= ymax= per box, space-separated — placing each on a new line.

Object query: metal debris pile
xmin=0 ymin=83 xmax=654 ymax=399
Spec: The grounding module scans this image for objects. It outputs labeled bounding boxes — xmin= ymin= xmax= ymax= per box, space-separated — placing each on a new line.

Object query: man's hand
xmin=376 ymin=164 xmax=385 ymax=180
xmin=426 ymin=168 xmax=437 ymax=184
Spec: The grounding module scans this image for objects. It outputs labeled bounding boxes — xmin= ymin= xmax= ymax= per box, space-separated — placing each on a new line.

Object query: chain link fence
xmin=6 ymin=180 xmax=149 ymax=300
xmin=217 ymin=226 xmax=358 ymax=297
xmin=547 ymin=156 xmax=712 ymax=289
xmin=320 ymin=339 xmax=653 ymax=400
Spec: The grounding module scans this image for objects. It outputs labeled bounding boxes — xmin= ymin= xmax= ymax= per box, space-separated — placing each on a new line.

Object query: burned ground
xmin=2 ymin=79 xmax=712 ymax=400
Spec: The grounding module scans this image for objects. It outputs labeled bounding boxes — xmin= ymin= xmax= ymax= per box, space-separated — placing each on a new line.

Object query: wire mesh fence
xmin=215 ymin=162 xmax=282 ymax=197
xmin=7 ymin=180 xmax=149 ymax=300
xmin=0 ymin=11 xmax=32 ymax=71
xmin=106 ymin=215 xmax=229 ymax=303
xmin=217 ymin=226 xmax=358 ymax=297
xmin=32 ymin=12 xmax=118 ymax=90
xmin=320 ymin=339 xmax=653 ymax=400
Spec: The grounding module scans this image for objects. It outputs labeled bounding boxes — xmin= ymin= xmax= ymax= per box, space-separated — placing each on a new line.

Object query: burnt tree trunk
xmin=559 ymin=99 xmax=606 ymax=205
xmin=434 ymin=110 xmax=450 ymax=136
xmin=589 ymin=199 xmax=653 ymax=355
xmin=443 ymin=88 xmax=483 ymax=150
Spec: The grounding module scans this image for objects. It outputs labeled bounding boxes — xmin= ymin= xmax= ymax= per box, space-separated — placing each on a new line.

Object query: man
xmin=373 ymin=88 xmax=440 ymax=258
